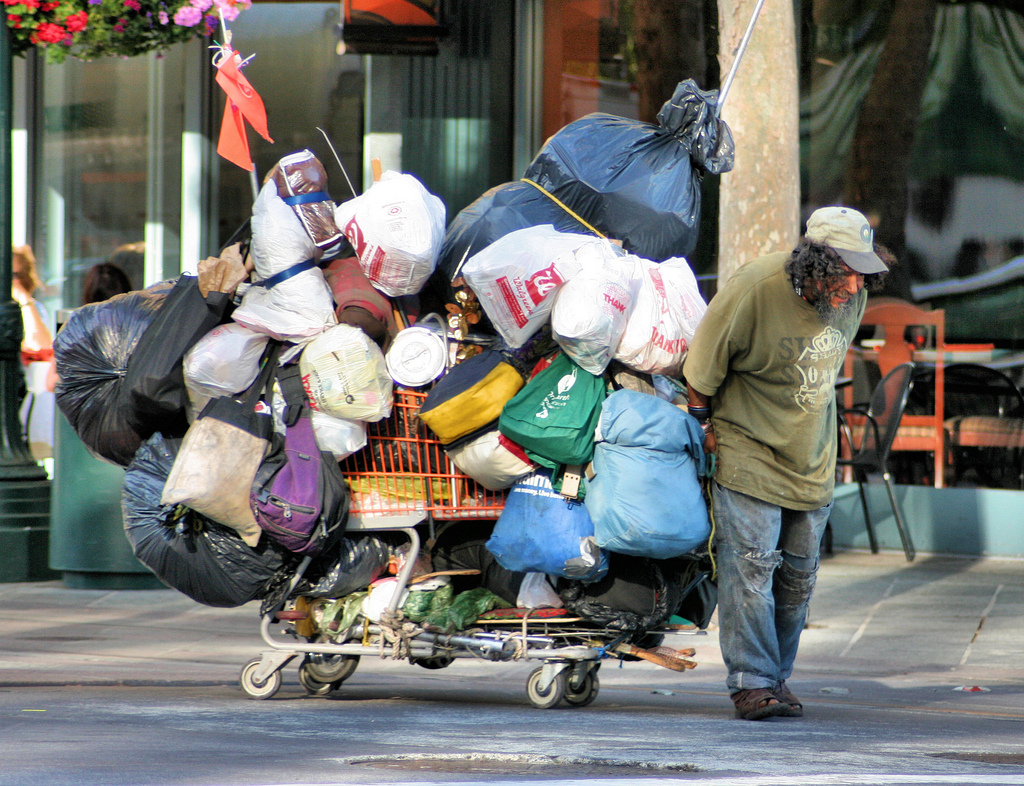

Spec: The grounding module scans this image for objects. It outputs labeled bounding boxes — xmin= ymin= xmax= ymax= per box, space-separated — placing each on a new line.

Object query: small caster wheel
xmin=526 ymin=666 xmax=566 ymax=709
xmin=240 ymin=658 xmax=282 ymax=700
xmin=564 ymin=668 xmax=600 ymax=707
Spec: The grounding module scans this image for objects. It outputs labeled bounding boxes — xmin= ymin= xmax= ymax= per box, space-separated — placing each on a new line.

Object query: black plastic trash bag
xmin=425 ymin=79 xmax=733 ymax=320
xmin=556 ymin=552 xmax=706 ymax=633
xmin=54 ymin=281 xmax=174 ymax=467
xmin=297 ymin=535 xmax=393 ymax=598
xmin=123 ymin=274 xmax=234 ymax=441
xmin=522 ymin=78 xmax=734 ymax=262
xmin=122 ymin=433 xmax=288 ymax=607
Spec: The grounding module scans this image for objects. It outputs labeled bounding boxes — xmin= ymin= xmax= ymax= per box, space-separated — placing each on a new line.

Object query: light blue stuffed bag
xmin=584 ymin=390 xmax=710 ymax=558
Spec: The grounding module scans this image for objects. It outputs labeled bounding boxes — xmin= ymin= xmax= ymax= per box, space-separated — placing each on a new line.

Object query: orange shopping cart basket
xmin=339 ymin=388 xmax=507 ymax=521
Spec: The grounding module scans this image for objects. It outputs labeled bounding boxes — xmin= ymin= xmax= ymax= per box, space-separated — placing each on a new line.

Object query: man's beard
xmin=814 ymin=294 xmax=857 ymax=326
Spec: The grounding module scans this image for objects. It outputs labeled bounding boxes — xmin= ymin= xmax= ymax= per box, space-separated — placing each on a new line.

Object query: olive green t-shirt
xmin=682 ymin=252 xmax=865 ymax=510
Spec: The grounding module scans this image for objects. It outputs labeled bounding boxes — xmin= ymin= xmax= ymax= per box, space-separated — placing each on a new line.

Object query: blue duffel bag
xmin=585 ymin=390 xmax=710 ymax=558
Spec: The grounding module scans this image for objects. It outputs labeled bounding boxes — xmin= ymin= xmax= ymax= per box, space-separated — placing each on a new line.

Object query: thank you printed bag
xmin=251 ymin=363 xmax=350 ymax=556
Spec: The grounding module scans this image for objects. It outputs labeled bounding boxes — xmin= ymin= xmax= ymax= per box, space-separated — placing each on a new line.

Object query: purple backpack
xmin=251 ymin=363 xmax=349 ymax=556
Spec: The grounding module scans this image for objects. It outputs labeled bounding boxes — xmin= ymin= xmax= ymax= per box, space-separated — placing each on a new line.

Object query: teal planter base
xmin=60 ymin=570 xmax=165 ymax=591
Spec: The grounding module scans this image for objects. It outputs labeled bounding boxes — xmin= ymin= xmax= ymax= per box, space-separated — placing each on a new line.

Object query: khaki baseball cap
xmin=805 ymin=206 xmax=888 ymax=275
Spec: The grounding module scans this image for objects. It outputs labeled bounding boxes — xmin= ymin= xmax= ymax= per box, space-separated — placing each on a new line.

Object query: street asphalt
xmin=2 ymin=549 xmax=1021 ymax=695
xmin=1 ymin=549 xmax=1022 ymax=786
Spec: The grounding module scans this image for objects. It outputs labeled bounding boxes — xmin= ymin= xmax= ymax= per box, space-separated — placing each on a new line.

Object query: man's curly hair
xmin=785 ymin=239 xmax=887 ymax=295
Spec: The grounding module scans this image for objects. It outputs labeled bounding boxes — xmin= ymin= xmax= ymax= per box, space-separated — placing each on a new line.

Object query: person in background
xmin=12 ymin=244 xmax=53 ymax=367
xmin=683 ymin=207 xmax=888 ymax=721
xmin=82 ymin=262 xmax=132 ymax=304
xmin=12 ymin=244 xmax=57 ymax=459
xmin=106 ymin=241 xmax=144 ymax=291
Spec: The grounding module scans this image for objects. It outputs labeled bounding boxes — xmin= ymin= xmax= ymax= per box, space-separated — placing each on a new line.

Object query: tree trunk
xmin=843 ymin=0 xmax=938 ymax=300
xmin=716 ymin=0 xmax=801 ymax=286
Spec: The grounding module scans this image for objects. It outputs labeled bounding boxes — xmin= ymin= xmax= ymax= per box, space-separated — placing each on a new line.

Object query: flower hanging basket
xmin=4 ymin=0 xmax=251 ymax=63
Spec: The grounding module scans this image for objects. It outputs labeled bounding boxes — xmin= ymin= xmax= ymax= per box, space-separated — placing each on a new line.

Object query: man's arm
xmin=686 ymin=382 xmax=717 ymax=453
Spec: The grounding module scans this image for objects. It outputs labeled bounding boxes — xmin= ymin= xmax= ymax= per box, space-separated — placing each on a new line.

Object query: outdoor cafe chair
xmin=911 ymin=363 xmax=1024 ymax=489
xmin=837 ymin=362 xmax=917 ymax=562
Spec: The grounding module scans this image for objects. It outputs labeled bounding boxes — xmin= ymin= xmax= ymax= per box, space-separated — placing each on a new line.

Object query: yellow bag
xmin=418 ymin=350 xmax=524 ymax=445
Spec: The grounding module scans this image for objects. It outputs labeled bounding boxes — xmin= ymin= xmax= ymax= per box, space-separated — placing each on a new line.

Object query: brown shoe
xmin=732 ymin=688 xmax=787 ymax=720
xmin=773 ymin=681 xmax=804 ymax=717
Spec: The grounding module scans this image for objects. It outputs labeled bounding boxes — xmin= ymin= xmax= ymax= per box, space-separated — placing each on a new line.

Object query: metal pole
xmin=717 ymin=0 xmax=767 ymax=115
xmin=0 ymin=30 xmax=52 ymax=582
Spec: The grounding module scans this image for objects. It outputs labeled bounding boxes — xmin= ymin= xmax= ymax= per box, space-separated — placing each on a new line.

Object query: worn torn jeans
xmin=712 ymin=481 xmax=832 ymax=695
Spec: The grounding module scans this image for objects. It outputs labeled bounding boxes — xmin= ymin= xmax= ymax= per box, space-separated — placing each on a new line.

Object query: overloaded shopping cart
xmin=239 ymin=389 xmax=705 ymax=708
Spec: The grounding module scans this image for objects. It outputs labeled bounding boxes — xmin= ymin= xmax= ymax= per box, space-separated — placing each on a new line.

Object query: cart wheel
xmin=564 ymin=669 xmax=600 ymax=708
xmin=298 ymin=662 xmax=335 ymax=696
xmin=526 ymin=667 xmax=566 ymax=709
xmin=411 ymin=655 xmax=454 ymax=670
xmin=240 ymin=658 xmax=282 ymax=700
xmin=302 ymin=652 xmax=360 ymax=685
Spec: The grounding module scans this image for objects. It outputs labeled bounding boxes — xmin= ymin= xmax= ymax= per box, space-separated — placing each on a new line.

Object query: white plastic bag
xmin=614 ymin=256 xmax=707 ymax=377
xmin=462 ymin=225 xmax=599 ymax=348
xmin=311 ymin=411 xmax=367 ymax=460
xmin=232 ymin=178 xmax=337 ymax=341
xmin=184 ymin=323 xmax=270 ymax=404
xmin=334 ymin=171 xmax=446 ymax=297
xmin=299 ymin=323 xmax=393 ymax=422
xmin=551 ymin=243 xmax=641 ymax=375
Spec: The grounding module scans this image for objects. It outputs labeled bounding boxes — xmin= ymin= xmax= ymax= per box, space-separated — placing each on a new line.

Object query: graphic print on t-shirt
xmin=791 ymin=326 xmax=847 ymax=414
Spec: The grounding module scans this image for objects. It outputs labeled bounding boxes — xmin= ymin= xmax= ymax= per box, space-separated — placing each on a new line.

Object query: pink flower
xmin=214 ymin=0 xmax=238 ymax=21
xmin=40 ymin=1 xmax=60 ymax=10
xmin=188 ymin=0 xmax=211 ymax=10
xmin=124 ymin=0 xmax=140 ymax=9
xmin=172 ymin=4 xmax=201 ymax=25
xmin=157 ymin=9 xmax=166 ymax=22
xmin=22 ymin=0 xmax=39 ymax=10
xmin=7 ymin=13 xmax=22 ymax=26
xmin=113 ymin=16 xmax=125 ymax=31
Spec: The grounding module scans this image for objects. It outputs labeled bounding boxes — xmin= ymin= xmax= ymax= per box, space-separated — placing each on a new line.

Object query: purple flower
xmin=87 ymin=0 xmax=101 ymax=5
xmin=203 ymin=12 xmax=216 ymax=33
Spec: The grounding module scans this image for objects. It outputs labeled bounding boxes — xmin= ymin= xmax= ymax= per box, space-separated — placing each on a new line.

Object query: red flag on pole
xmin=214 ymin=46 xmax=273 ymax=170
xmin=218 ymin=100 xmax=253 ymax=172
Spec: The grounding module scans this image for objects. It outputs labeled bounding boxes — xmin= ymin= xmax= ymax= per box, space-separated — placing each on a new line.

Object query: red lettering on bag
xmin=344 ymin=216 xmax=367 ymax=257
xmin=650 ymin=326 xmax=687 ymax=353
xmin=368 ymin=246 xmax=387 ymax=282
xmin=526 ymin=263 xmax=565 ymax=305
xmin=603 ymin=292 xmax=627 ymax=314
xmin=301 ymin=374 xmax=322 ymax=412
xmin=497 ymin=276 xmax=529 ymax=328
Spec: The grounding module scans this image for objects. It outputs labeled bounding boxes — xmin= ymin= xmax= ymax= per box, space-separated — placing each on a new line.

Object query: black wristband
xmin=688 ymin=405 xmax=710 ymax=422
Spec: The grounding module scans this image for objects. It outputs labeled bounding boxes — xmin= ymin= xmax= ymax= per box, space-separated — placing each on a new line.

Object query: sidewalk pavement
xmin=1 ymin=550 xmax=1022 ymax=704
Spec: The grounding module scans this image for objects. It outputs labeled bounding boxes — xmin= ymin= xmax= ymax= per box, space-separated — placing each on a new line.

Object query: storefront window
xmin=37 ymin=50 xmax=185 ymax=308
xmin=800 ymin=1 xmax=1024 ymax=345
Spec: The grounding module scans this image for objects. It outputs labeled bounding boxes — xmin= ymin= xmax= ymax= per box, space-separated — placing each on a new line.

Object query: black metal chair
xmin=837 ymin=362 xmax=917 ymax=562
xmin=907 ymin=363 xmax=1024 ymax=489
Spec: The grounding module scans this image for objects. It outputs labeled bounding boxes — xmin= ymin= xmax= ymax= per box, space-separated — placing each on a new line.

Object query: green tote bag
xmin=498 ymin=351 xmax=606 ymax=469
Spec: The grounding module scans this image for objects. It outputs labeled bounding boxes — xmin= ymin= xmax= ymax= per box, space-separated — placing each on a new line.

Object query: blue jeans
xmin=712 ymin=482 xmax=831 ymax=695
